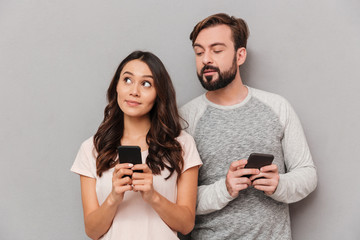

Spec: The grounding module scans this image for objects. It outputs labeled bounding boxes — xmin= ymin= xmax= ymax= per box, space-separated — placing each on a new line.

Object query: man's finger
xmin=229 ymin=159 xmax=248 ymax=171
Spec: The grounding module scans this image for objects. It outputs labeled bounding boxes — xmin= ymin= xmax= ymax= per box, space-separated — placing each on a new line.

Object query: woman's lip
xmin=125 ymin=100 xmax=141 ymax=106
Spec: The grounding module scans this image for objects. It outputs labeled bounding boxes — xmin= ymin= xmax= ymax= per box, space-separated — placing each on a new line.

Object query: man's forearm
xmin=196 ymin=178 xmax=236 ymax=215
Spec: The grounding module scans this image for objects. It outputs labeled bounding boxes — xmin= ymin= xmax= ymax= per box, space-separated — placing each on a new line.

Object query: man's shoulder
xmin=249 ymin=87 xmax=296 ymax=125
xmin=250 ymin=87 xmax=288 ymax=103
xmin=180 ymin=94 xmax=206 ymax=111
xmin=249 ymin=87 xmax=292 ymax=111
xmin=179 ymin=94 xmax=208 ymax=118
xmin=179 ymin=94 xmax=208 ymax=136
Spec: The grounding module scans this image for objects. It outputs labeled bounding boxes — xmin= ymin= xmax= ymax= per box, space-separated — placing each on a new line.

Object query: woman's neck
xmin=121 ymin=115 xmax=151 ymax=151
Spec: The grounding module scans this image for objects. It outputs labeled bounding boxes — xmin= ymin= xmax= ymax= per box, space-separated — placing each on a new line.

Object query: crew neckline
xmin=202 ymin=86 xmax=252 ymax=110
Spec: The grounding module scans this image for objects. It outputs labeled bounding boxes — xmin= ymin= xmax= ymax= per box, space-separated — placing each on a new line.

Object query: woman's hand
xmin=131 ymin=164 xmax=199 ymax=235
xmin=110 ymin=163 xmax=134 ymax=205
xmin=131 ymin=164 xmax=157 ymax=204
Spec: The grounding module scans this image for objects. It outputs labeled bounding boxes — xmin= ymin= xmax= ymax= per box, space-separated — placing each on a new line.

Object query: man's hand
xmin=225 ymin=159 xmax=260 ymax=198
xmin=250 ymin=164 xmax=279 ymax=195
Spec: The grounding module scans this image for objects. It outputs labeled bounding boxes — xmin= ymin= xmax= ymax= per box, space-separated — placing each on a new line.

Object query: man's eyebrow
xmin=193 ymin=43 xmax=204 ymax=48
xmin=193 ymin=42 xmax=227 ymax=48
xmin=210 ymin=42 xmax=226 ymax=47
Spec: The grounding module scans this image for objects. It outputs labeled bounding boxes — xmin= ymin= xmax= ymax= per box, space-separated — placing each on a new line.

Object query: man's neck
xmin=205 ymin=76 xmax=248 ymax=106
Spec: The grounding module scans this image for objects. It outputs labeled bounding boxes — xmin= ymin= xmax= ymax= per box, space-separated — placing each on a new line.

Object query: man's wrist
xmin=221 ymin=179 xmax=237 ymax=199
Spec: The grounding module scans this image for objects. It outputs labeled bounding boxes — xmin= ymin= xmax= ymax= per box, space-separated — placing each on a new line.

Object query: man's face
xmin=193 ymin=24 xmax=239 ymax=91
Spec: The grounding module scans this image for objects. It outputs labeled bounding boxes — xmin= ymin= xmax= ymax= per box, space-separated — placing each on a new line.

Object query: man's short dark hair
xmin=190 ymin=13 xmax=250 ymax=50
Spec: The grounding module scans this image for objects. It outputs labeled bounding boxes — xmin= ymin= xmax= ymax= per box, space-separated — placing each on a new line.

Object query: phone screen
xmin=117 ymin=146 xmax=143 ymax=177
xmin=117 ymin=146 xmax=142 ymax=165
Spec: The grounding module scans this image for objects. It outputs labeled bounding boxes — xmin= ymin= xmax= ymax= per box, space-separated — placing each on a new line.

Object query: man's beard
xmin=197 ymin=55 xmax=238 ymax=91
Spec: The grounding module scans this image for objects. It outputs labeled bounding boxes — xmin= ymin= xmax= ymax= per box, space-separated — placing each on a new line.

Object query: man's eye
xmin=143 ymin=81 xmax=151 ymax=87
xmin=214 ymin=50 xmax=223 ymax=54
xmin=195 ymin=52 xmax=204 ymax=56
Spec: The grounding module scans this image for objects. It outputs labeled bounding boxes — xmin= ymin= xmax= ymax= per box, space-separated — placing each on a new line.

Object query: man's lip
xmin=202 ymin=66 xmax=218 ymax=75
xmin=203 ymin=70 xmax=217 ymax=76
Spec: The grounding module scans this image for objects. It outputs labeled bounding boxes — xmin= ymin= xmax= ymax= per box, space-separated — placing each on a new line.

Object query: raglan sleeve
xmin=180 ymin=98 xmax=236 ymax=215
xmin=270 ymin=100 xmax=317 ymax=203
xmin=196 ymin=178 xmax=236 ymax=215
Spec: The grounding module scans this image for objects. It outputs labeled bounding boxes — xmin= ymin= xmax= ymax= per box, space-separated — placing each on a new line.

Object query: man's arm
xmin=196 ymin=179 xmax=234 ymax=215
xmin=269 ymin=100 xmax=317 ymax=203
xmin=196 ymin=160 xmax=259 ymax=215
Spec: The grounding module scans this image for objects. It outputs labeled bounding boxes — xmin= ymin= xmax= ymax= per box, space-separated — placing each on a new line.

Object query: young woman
xmin=71 ymin=51 xmax=202 ymax=240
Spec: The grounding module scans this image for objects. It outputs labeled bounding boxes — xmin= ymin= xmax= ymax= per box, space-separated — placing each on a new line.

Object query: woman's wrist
xmin=107 ymin=193 xmax=121 ymax=208
xmin=149 ymin=190 xmax=161 ymax=206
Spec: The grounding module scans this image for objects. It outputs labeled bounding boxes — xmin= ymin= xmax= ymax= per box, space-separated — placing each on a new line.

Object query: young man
xmin=180 ymin=13 xmax=317 ymax=239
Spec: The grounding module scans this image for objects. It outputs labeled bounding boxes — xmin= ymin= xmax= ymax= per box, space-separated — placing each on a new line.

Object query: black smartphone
xmin=117 ymin=146 xmax=143 ymax=177
xmin=243 ymin=153 xmax=274 ymax=178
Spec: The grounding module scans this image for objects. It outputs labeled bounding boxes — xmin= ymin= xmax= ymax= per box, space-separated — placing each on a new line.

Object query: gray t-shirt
xmin=180 ymin=87 xmax=317 ymax=240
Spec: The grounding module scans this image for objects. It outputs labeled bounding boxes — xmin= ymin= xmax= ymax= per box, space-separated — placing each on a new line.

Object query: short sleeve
xmin=177 ymin=131 xmax=202 ymax=172
xmin=70 ymin=137 xmax=97 ymax=178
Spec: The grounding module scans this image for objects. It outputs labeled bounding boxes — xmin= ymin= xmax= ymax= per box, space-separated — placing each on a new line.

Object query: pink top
xmin=71 ymin=130 xmax=202 ymax=240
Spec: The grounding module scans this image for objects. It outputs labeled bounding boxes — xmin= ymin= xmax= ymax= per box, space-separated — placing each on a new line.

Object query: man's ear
xmin=236 ymin=47 xmax=247 ymax=66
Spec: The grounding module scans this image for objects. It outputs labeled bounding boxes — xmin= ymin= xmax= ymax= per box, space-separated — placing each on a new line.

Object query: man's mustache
xmin=200 ymin=65 xmax=220 ymax=75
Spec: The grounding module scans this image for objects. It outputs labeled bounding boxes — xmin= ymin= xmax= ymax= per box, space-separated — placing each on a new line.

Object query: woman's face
xmin=116 ymin=59 xmax=157 ymax=119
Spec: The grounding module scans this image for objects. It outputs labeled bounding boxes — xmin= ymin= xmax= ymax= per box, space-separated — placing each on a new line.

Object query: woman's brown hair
xmin=94 ymin=51 xmax=183 ymax=179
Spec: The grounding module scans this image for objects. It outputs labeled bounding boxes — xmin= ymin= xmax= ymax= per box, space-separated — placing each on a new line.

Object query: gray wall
xmin=1 ymin=0 xmax=359 ymax=239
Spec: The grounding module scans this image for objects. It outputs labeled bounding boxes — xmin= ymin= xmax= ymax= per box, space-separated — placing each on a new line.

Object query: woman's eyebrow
xmin=122 ymin=71 xmax=153 ymax=79
xmin=122 ymin=71 xmax=134 ymax=76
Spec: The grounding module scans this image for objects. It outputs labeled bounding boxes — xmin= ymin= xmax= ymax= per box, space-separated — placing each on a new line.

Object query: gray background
xmin=1 ymin=0 xmax=359 ymax=239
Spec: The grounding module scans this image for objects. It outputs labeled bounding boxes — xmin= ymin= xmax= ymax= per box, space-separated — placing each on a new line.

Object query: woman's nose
xmin=130 ymin=83 xmax=140 ymax=97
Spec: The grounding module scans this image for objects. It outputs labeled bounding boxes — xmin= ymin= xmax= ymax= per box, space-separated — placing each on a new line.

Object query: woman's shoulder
xmin=71 ymin=136 xmax=97 ymax=178
xmin=177 ymin=131 xmax=202 ymax=170
xmin=77 ymin=136 xmax=98 ymax=160
xmin=80 ymin=136 xmax=95 ymax=150
xmin=176 ymin=130 xmax=195 ymax=144
xmin=176 ymin=131 xmax=198 ymax=156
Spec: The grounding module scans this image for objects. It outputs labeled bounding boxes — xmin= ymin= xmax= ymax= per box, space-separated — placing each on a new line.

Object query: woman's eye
xmin=124 ymin=77 xmax=132 ymax=84
xmin=143 ymin=81 xmax=151 ymax=87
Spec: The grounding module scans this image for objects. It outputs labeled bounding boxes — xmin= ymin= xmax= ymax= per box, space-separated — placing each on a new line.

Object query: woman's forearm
xmin=150 ymin=191 xmax=195 ymax=234
xmin=148 ymin=167 xmax=199 ymax=235
xmin=83 ymin=194 xmax=119 ymax=239
xmin=80 ymin=166 xmax=133 ymax=239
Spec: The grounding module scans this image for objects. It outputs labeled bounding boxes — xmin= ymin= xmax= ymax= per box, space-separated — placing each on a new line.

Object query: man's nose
xmin=202 ymin=51 xmax=213 ymax=65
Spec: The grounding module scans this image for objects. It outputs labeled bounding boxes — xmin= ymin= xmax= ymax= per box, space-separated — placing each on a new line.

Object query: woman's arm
xmin=132 ymin=165 xmax=199 ymax=235
xmin=80 ymin=164 xmax=133 ymax=239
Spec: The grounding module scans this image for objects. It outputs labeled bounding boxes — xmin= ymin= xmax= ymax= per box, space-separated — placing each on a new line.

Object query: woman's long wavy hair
xmin=93 ymin=51 xmax=183 ymax=179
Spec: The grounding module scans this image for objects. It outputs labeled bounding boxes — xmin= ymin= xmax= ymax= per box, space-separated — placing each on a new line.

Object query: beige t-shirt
xmin=71 ymin=130 xmax=202 ymax=240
